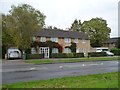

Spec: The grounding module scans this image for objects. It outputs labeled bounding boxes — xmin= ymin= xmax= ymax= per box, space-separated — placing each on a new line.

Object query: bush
xmin=73 ymin=53 xmax=84 ymax=58
xmin=51 ymin=53 xmax=84 ymax=58
xmin=110 ymin=48 xmax=120 ymax=55
xmin=88 ymin=52 xmax=107 ymax=57
xmin=25 ymin=48 xmax=31 ymax=54
xmin=27 ymin=54 xmax=43 ymax=59
xmin=51 ymin=53 xmax=67 ymax=58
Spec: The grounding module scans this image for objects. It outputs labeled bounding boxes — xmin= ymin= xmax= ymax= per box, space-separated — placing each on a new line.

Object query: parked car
xmin=104 ymin=51 xmax=114 ymax=56
xmin=95 ymin=47 xmax=114 ymax=56
xmin=6 ymin=48 xmax=22 ymax=59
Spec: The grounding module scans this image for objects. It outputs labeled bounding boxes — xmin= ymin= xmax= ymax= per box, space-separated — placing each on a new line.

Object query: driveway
xmin=2 ymin=60 xmax=118 ymax=84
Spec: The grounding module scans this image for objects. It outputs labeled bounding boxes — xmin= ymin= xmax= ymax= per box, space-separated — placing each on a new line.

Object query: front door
xmin=39 ymin=47 xmax=49 ymax=58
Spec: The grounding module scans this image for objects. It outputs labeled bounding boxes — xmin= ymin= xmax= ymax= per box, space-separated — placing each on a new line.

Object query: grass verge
xmin=25 ymin=56 xmax=119 ymax=64
xmin=2 ymin=72 xmax=118 ymax=88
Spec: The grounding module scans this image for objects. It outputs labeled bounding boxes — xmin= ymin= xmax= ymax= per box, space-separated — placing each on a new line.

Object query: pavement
xmin=2 ymin=60 xmax=119 ymax=84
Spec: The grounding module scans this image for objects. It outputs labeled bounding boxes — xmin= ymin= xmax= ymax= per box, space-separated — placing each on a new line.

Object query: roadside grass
xmin=25 ymin=56 xmax=119 ymax=64
xmin=3 ymin=72 xmax=118 ymax=88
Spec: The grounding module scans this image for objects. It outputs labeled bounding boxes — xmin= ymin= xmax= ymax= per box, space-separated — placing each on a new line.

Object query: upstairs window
xmin=74 ymin=38 xmax=78 ymax=43
xmin=82 ymin=39 xmax=86 ymax=43
xmin=51 ymin=37 xmax=58 ymax=42
xmin=41 ymin=37 xmax=46 ymax=42
xmin=64 ymin=38 xmax=71 ymax=43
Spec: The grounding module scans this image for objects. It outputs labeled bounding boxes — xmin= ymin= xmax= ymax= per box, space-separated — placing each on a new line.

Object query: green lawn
xmin=25 ymin=56 xmax=119 ymax=64
xmin=3 ymin=72 xmax=118 ymax=88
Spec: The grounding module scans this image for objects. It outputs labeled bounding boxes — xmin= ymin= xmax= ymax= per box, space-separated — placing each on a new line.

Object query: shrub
xmin=51 ymin=53 xmax=67 ymax=58
xmin=66 ymin=53 xmax=74 ymax=58
xmin=88 ymin=52 xmax=107 ymax=57
xmin=73 ymin=53 xmax=84 ymax=58
xmin=51 ymin=53 xmax=84 ymax=58
xmin=25 ymin=48 xmax=31 ymax=54
xmin=110 ymin=48 xmax=120 ymax=55
xmin=26 ymin=54 xmax=43 ymax=59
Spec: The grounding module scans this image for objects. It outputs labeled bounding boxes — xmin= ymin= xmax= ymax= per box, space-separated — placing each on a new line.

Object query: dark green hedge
xmin=51 ymin=53 xmax=84 ymax=58
xmin=26 ymin=54 xmax=44 ymax=59
xmin=110 ymin=49 xmax=120 ymax=55
xmin=88 ymin=52 xmax=107 ymax=57
xmin=73 ymin=53 xmax=84 ymax=58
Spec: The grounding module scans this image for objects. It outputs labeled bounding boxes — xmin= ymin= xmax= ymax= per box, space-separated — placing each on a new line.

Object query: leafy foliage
xmin=81 ymin=17 xmax=111 ymax=47
xmin=70 ymin=18 xmax=111 ymax=47
xmin=110 ymin=48 xmax=120 ymax=55
xmin=3 ymin=4 xmax=45 ymax=51
xmin=70 ymin=42 xmax=76 ymax=53
xmin=70 ymin=19 xmax=82 ymax=32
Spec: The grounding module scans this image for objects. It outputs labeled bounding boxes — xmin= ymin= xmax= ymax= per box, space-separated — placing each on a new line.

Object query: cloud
xmin=0 ymin=0 xmax=119 ymax=37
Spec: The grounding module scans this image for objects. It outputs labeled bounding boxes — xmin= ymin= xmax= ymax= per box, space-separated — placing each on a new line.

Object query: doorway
xmin=39 ymin=47 xmax=49 ymax=58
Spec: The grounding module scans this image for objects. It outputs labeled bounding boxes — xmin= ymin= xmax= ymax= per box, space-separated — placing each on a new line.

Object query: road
xmin=2 ymin=60 xmax=119 ymax=84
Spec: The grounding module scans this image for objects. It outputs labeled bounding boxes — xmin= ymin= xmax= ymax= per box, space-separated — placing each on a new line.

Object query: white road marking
xmin=59 ymin=66 xmax=63 ymax=68
xmin=82 ymin=64 xmax=86 ymax=66
xmin=30 ymin=67 xmax=36 ymax=70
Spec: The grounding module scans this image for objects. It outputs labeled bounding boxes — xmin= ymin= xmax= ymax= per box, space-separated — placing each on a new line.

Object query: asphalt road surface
xmin=2 ymin=60 xmax=119 ymax=84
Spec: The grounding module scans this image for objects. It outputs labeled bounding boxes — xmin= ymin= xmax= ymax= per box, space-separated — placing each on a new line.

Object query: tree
xmin=3 ymin=4 xmax=46 ymax=51
xmin=70 ymin=42 xmax=76 ymax=53
xmin=81 ymin=17 xmax=111 ymax=47
xmin=70 ymin=19 xmax=82 ymax=32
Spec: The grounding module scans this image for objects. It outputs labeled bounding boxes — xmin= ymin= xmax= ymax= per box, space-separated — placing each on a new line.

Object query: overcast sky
xmin=0 ymin=0 xmax=119 ymax=37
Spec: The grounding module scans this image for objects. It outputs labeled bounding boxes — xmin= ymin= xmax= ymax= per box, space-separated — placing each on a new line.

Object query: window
xmin=64 ymin=48 xmax=71 ymax=53
xmin=76 ymin=48 xmax=80 ymax=53
xmin=74 ymin=38 xmax=78 ymax=43
xmin=41 ymin=37 xmax=46 ymax=42
xmin=82 ymin=39 xmax=86 ymax=43
xmin=31 ymin=48 xmax=37 ymax=54
xmin=51 ymin=37 xmax=58 ymax=42
xmin=64 ymin=38 xmax=71 ymax=43
xmin=32 ymin=37 xmax=36 ymax=41
xmin=52 ymin=48 xmax=58 ymax=53
xmin=82 ymin=48 xmax=86 ymax=53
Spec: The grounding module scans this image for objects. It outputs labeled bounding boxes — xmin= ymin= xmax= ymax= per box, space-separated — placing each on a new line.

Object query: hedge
xmin=110 ymin=49 xmax=120 ymax=55
xmin=73 ymin=53 xmax=84 ymax=58
xmin=26 ymin=54 xmax=44 ymax=59
xmin=88 ymin=52 xmax=107 ymax=57
xmin=51 ymin=53 xmax=84 ymax=58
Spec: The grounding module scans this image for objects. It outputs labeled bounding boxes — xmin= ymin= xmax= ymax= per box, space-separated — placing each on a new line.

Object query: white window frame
xmin=82 ymin=39 xmax=86 ymax=44
xmin=51 ymin=37 xmax=58 ymax=42
xmin=74 ymin=38 xmax=78 ymax=43
xmin=52 ymin=48 xmax=59 ymax=53
xmin=64 ymin=48 xmax=71 ymax=53
xmin=76 ymin=48 xmax=80 ymax=53
xmin=31 ymin=48 xmax=37 ymax=54
xmin=64 ymin=38 xmax=71 ymax=43
xmin=82 ymin=48 xmax=86 ymax=53
xmin=41 ymin=37 xmax=46 ymax=42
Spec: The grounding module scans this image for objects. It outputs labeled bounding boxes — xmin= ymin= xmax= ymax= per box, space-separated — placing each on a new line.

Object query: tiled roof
xmin=37 ymin=29 xmax=90 ymax=40
xmin=104 ymin=37 xmax=119 ymax=43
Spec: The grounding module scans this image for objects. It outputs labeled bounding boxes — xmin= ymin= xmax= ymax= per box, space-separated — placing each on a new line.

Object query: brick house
xmin=32 ymin=29 xmax=90 ymax=57
xmin=102 ymin=37 xmax=119 ymax=49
